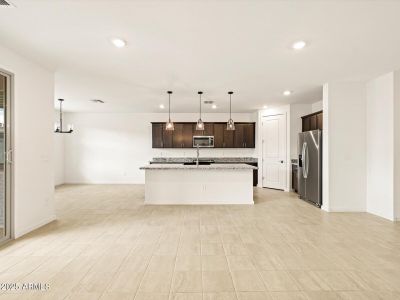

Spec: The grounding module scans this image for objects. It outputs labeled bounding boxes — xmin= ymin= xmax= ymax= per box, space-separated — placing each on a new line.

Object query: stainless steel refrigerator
xmin=298 ymin=130 xmax=322 ymax=207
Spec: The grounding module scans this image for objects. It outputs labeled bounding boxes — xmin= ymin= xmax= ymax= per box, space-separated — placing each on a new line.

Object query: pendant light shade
xmin=227 ymin=91 xmax=235 ymax=131
xmin=54 ymin=98 xmax=74 ymax=133
xmin=166 ymin=91 xmax=174 ymax=131
xmin=196 ymin=91 xmax=204 ymax=130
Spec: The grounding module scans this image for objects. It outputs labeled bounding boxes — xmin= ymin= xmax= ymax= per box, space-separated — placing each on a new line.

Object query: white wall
xmin=366 ymin=73 xmax=394 ymax=220
xmin=365 ymin=71 xmax=400 ymax=221
xmin=311 ymin=100 xmax=323 ymax=113
xmin=0 ymin=45 xmax=55 ymax=238
xmin=322 ymin=84 xmax=330 ymax=211
xmin=54 ymin=111 xmax=64 ymax=186
xmin=289 ymin=104 xmax=312 ymax=159
xmin=394 ymin=71 xmax=400 ymax=220
xmin=323 ymin=82 xmax=366 ymax=212
xmin=63 ymin=112 xmax=257 ymax=184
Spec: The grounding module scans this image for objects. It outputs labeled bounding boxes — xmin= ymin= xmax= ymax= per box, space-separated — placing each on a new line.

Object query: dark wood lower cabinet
xmin=214 ymin=162 xmax=258 ymax=187
xmin=247 ymin=163 xmax=258 ymax=186
xmin=292 ymin=164 xmax=298 ymax=193
xmin=151 ymin=122 xmax=256 ymax=149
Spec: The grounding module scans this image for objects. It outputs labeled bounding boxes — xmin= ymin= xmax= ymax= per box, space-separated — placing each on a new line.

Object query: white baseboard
xmin=14 ymin=215 xmax=57 ymax=239
xmin=64 ymin=181 xmax=145 ymax=185
xmin=321 ymin=204 xmax=329 ymax=212
xmin=328 ymin=207 xmax=366 ymax=212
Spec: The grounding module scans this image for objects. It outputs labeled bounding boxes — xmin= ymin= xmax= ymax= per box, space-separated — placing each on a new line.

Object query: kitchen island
xmin=140 ymin=163 xmax=257 ymax=205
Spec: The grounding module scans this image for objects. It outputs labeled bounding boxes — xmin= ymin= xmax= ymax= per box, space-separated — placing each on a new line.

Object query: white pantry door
xmin=262 ymin=114 xmax=287 ymax=190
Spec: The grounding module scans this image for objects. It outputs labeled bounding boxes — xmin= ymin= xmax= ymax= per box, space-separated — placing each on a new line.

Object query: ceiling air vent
xmin=90 ymin=99 xmax=105 ymax=104
xmin=0 ymin=0 xmax=11 ymax=6
xmin=204 ymin=100 xmax=214 ymax=105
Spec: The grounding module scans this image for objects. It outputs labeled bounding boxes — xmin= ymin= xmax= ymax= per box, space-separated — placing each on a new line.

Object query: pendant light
xmin=165 ymin=91 xmax=174 ymax=131
xmin=54 ymin=99 xmax=74 ymax=133
xmin=196 ymin=91 xmax=204 ymax=130
xmin=226 ymin=91 xmax=235 ymax=130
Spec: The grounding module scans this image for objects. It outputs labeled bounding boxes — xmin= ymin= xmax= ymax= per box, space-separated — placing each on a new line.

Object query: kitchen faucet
xmin=196 ymin=145 xmax=200 ymax=166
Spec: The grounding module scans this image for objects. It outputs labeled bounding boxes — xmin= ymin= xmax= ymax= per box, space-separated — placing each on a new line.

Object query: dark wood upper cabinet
xmin=152 ymin=123 xmax=163 ymax=148
xmin=233 ymin=123 xmax=255 ymax=148
xmin=173 ymin=123 xmax=193 ymax=148
xmin=316 ymin=113 xmax=323 ymax=130
xmin=192 ymin=122 xmax=214 ymax=137
xmin=234 ymin=124 xmax=245 ymax=148
xmin=244 ymin=123 xmax=255 ymax=148
xmin=172 ymin=123 xmax=183 ymax=148
xmin=302 ymin=117 xmax=311 ymax=132
xmin=151 ymin=122 xmax=255 ymax=148
xmin=223 ymin=127 xmax=235 ymax=148
xmin=213 ymin=123 xmax=224 ymax=148
xmin=162 ymin=126 xmax=173 ymax=148
xmin=204 ymin=123 xmax=214 ymax=136
xmin=182 ymin=123 xmax=193 ymax=148
xmin=310 ymin=114 xmax=317 ymax=130
xmin=301 ymin=111 xmax=323 ymax=132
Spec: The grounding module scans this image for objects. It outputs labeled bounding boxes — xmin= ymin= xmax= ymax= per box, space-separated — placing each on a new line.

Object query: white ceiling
xmin=1 ymin=0 xmax=400 ymax=113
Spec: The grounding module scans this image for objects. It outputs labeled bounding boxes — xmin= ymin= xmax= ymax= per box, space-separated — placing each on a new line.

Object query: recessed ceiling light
xmin=292 ymin=40 xmax=306 ymax=50
xmin=211 ymin=104 xmax=217 ymax=109
xmin=283 ymin=90 xmax=292 ymax=96
xmin=159 ymin=104 xmax=165 ymax=109
xmin=263 ymin=105 xmax=268 ymax=109
xmin=111 ymin=38 xmax=126 ymax=48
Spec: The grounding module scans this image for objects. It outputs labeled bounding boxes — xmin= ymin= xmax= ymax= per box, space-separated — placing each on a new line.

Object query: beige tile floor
xmin=1 ymin=184 xmax=400 ymax=300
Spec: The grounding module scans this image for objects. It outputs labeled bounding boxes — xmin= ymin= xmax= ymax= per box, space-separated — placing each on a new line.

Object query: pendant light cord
xmin=168 ymin=93 xmax=171 ymax=121
xmin=199 ymin=93 xmax=202 ymax=119
xmin=229 ymin=93 xmax=232 ymax=119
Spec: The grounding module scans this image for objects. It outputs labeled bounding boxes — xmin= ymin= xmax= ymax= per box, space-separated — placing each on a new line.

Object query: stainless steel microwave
xmin=193 ymin=136 xmax=214 ymax=148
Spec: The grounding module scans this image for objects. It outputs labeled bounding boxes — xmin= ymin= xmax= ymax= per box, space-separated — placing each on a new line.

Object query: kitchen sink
xmin=183 ymin=161 xmax=212 ymax=165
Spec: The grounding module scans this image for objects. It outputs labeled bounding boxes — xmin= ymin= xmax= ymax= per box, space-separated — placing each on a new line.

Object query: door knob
xmin=280 ymin=160 xmax=284 ymax=163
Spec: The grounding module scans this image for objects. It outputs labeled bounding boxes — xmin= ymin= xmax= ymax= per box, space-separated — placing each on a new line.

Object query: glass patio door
xmin=0 ymin=70 xmax=11 ymax=243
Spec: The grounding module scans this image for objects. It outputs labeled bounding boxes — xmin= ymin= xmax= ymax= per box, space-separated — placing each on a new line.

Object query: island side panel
xmin=144 ymin=169 xmax=253 ymax=205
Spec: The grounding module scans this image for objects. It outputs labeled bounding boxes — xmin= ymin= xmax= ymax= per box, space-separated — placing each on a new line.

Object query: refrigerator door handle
xmin=301 ymin=142 xmax=307 ymax=178
xmin=305 ymin=143 xmax=309 ymax=178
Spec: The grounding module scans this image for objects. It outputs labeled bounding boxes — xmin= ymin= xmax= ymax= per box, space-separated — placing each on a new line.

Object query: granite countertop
xmin=151 ymin=157 xmax=258 ymax=163
xmin=140 ymin=163 xmax=257 ymax=170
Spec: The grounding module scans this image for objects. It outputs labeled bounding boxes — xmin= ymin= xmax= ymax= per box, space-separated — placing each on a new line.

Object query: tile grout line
xmin=168 ymin=210 xmax=184 ymax=300
xmin=220 ymin=218 xmax=239 ymax=300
